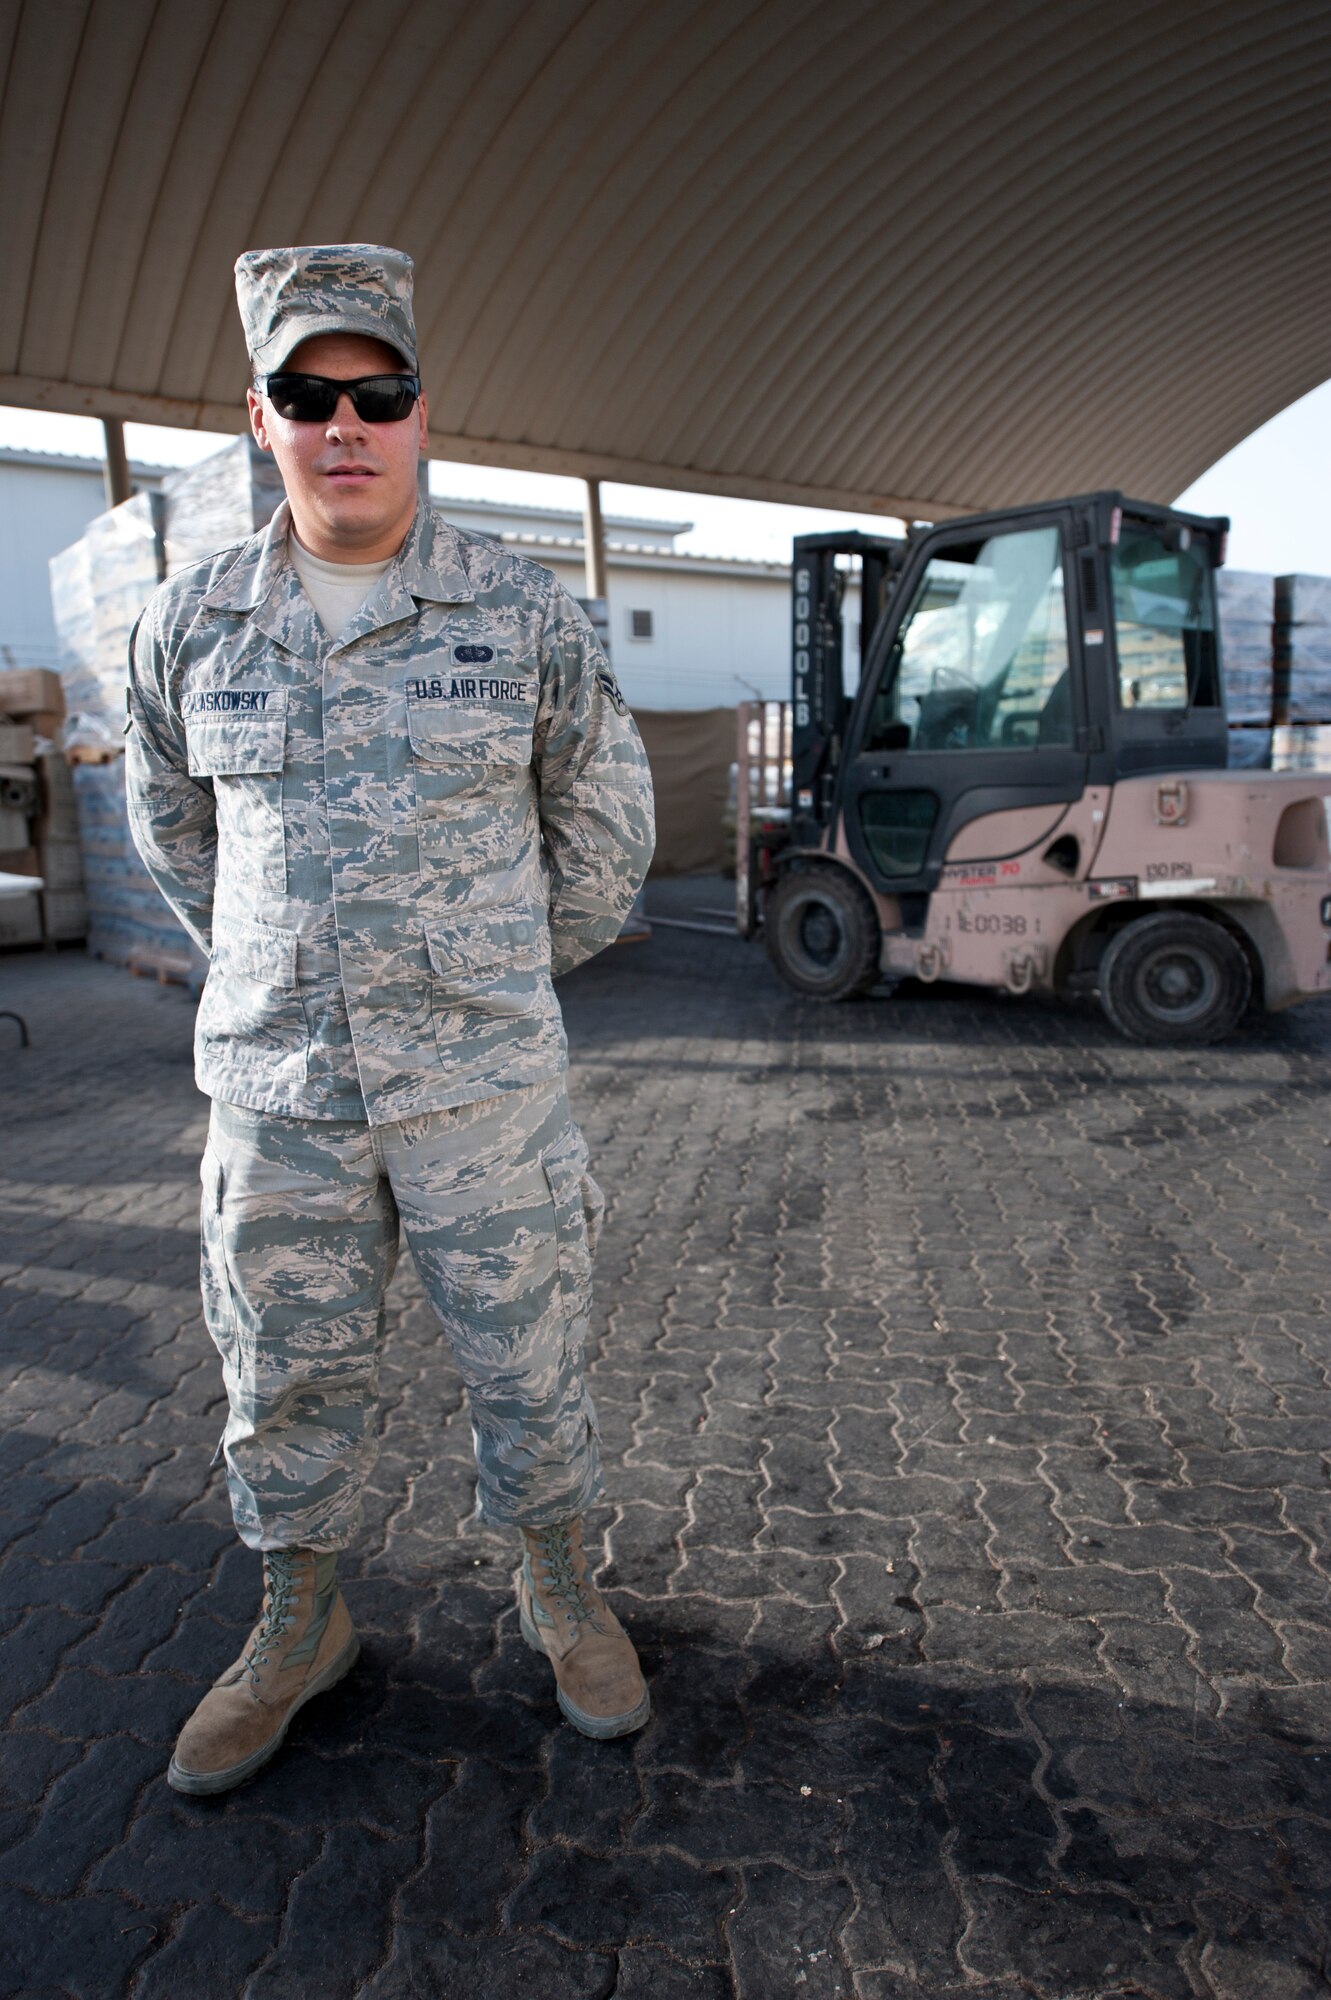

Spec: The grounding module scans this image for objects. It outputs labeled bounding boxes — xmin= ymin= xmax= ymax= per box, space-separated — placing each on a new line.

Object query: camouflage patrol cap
xmin=235 ymin=244 xmax=418 ymax=374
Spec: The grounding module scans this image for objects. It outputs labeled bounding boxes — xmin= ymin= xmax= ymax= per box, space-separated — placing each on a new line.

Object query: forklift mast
xmin=790 ymin=531 xmax=903 ymax=843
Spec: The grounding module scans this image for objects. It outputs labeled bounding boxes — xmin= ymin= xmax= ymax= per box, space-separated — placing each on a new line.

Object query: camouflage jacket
xmin=125 ymin=501 xmax=654 ymax=1125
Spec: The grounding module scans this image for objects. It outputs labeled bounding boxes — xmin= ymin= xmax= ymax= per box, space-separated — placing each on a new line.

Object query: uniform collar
xmin=201 ymin=499 xmax=475 ymax=657
xmin=200 ymin=502 xmax=293 ymax=616
xmin=394 ymin=502 xmax=474 ymax=608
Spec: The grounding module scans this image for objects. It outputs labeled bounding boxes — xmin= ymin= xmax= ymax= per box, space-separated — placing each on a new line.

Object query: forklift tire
xmin=1098 ymin=912 xmax=1251 ymax=1045
xmin=765 ymin=866 xmax=880 ymax=1000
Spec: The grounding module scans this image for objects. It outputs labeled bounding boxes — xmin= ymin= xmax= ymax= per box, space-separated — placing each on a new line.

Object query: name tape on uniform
xmin=182 ymin=687 xmax=286 ymax=717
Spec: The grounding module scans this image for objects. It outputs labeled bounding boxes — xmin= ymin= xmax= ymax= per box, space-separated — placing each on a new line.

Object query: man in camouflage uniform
xmin=125 ymin=245 xmax=656 ymax=1794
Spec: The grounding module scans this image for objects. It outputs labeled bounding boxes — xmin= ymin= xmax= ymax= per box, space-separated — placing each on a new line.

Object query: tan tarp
xmin=634 ymin=707 xmax=734 ymax=878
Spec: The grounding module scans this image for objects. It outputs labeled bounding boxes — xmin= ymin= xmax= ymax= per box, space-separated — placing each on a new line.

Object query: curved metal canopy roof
xmin=3 ymin=0 xmax=1330 ymax=519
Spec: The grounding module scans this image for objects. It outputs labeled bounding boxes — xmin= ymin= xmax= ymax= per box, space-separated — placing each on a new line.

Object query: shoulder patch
xmin=597 ymin=667 xmax=628 ymax=716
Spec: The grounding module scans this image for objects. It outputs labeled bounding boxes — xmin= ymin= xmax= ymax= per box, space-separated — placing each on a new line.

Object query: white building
xmin=0 ymin=448 xmax=165 ymax=673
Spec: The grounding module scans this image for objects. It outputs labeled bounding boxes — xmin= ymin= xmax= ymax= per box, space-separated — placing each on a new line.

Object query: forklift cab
xmin=820 ymin=494 xmax=1228 ymax=906
xmin=763 ymin=494 xmax=1331 ymax=1041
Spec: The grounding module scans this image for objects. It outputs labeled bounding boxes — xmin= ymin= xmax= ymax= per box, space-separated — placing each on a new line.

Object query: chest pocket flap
xmin=408 ymin=695 xmax=533 ymax=768
xmin=185 ymin=689 xmax=288 ymax=777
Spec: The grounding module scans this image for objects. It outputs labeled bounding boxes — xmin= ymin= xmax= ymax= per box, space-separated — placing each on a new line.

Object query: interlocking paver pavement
xmin=2 ymin=879 xmax=1330 ymax=2000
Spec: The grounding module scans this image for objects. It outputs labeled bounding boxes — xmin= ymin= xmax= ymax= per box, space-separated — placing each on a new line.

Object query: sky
xmin=1 ymin=376 xmax=1328 ymax=575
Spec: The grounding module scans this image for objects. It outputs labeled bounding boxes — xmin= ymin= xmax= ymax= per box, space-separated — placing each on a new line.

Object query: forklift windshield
xmin=865 ymin=524 xmax=1071 ymax=754
xmin=1111 ymin=523 xmax=1220 ymax=711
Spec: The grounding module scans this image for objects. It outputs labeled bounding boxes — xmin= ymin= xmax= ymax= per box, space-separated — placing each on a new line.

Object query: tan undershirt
xmin=289 ymin=534 xmax=392 ymax=640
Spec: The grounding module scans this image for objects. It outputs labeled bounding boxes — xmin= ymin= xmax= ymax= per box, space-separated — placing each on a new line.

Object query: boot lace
xmin=534 ymin=1524 xmax=596 ymax=1626
xmin=242 ymin=1550 xmax=301 ymax=1681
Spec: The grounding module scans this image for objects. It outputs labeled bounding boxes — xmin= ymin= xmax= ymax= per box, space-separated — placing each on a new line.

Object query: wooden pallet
xmin=127 ymin=945 xmax=196 ymax=988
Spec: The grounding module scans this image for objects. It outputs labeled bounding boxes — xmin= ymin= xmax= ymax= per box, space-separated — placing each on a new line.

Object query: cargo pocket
xmin=196 ymin=914 xmax=309 ymax=1084
xmin=426 ymin=905 xmax=551 ymax=1022
xmin=541 ymin=1130 xmax=602 ymax=1355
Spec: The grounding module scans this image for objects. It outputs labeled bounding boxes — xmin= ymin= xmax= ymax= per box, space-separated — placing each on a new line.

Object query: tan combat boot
xmin=167 ymin=1548 xmax=358 ymax=1795
xmin=517 ymin=1517 xmax=651 ymax=1739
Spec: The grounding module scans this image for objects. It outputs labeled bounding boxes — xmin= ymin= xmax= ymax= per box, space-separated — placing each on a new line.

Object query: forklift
xmin=737 ymin=493 xmax=1331 ymax=1043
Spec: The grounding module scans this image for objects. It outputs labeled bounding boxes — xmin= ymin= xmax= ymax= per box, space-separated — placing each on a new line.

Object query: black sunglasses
xmin=260 ymin=372 xmax=422 ymax=424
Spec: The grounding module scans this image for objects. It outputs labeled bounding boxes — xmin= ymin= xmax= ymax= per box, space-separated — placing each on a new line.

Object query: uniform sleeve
xmin=534 ymin=582 xmax=655 ymax=978
xmin=124 ymin=602 xmax=217 ymax=955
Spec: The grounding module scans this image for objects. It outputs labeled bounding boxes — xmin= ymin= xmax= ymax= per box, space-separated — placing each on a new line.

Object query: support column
xmin=581 ymin=477 xmax=607 ymax=603
xmin=101 ymin=417 xmax=131 ymax=509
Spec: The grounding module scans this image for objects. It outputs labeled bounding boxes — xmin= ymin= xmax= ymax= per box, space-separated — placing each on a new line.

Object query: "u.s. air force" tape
xmin=407 ymin=675 xmax=533 ymax=703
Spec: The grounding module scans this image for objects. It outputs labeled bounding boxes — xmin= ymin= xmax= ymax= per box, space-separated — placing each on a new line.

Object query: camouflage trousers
xmin=200 ymin=1078 xmax=605 ymax=1551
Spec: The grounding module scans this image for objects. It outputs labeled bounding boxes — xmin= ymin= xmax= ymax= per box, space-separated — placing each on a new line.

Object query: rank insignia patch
xmin=597 ymin=668 xmax=627 ymax=715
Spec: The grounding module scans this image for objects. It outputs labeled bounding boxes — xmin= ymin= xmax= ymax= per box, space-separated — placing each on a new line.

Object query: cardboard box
xmin=0 ymin=891 xmax=42 ymax=948
xmin=0 ymin=848 xmax=39 ymax=878
xmin=37 ymin=839 xmax=83 ymax=891
xmin=0 ymin=668 xmax=64 ymax=721
xmin=0 ymin=763 xmax=39 ymax=809
xmin=36 ymin=751 xmax=79 ymax=843
xmin=41 ymin=888 xmax=88 ymax=941
xmin=19 ymin=711 xmax=66 ymax=744
xmin=0 ymin=722 xmax=36 ymax=764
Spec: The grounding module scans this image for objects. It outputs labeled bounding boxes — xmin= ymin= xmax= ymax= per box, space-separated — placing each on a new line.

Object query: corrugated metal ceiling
xmin=1 ymin=0 xmax=1329 ymax=517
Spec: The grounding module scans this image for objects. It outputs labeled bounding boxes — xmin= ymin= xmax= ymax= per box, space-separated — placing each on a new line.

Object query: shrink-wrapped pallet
xmin=1274 ymin=574 xmax=1331 ymax=724
xmin=87 ymin=493 xmax=165 ymax=686
xmin=47 ymin=536 xmax=98 ymax=724
xmin=163 ymin=435 xmax=285 ymax=575
xmin=1271 ymin=723 xmax=1331 ymax=773
xmin=1276 ymin=574 xmax=1331 ymax=626
xmin=72 ymin=758 xmax=200 ymax=970
xmin=1226 ymin=726 xmax=1272 ymax=770
xmin=1215 ymin=569 xmax=1274 ymax=726
xmin=49 ymin=492 xmax=164 ymax=744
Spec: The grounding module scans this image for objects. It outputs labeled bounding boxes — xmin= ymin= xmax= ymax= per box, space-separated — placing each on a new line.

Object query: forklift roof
xmin=899 ymin=494 xmax=1231 ymax=550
